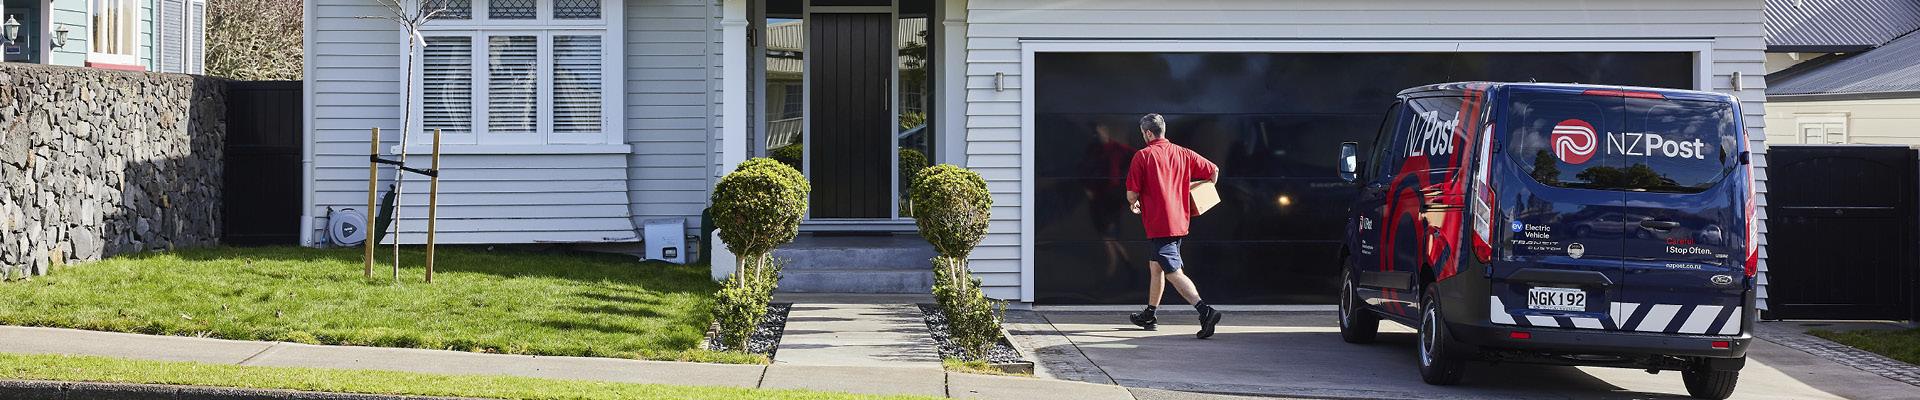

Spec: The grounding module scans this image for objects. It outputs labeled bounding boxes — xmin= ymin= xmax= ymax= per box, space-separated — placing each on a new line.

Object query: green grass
xmin=0 ymin=353 xmax=929 ymax=400
xmin=941 ymin=358 xmax=1030 ymax=377
xmin=0 ymin=246 xmax=761 ymax=364
xmin=1809 ymin=328 xmax=1920 ymax=366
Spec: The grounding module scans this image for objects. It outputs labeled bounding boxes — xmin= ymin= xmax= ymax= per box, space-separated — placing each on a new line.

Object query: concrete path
xmin=1019 ymin=310 xmax=1920 ymax=400
xmin=0 ymin=325 xmax=1133 ymax=400
xmin=774 ymin=303 xmax=943 ymax=368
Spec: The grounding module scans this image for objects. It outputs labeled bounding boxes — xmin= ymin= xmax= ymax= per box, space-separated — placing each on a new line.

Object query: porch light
xmin=3 ymin=16 xmax=19 ymax=44
xmin=51 ymin=26 xmax=69 ymax=48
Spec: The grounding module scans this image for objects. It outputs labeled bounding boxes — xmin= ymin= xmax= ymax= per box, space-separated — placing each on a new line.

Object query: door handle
xmin=1640 ymin=220 xmax=1681 ymax=230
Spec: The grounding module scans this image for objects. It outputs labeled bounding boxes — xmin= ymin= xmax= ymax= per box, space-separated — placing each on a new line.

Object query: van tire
xmin=1340 ymin=266 xmax=1379 ymax=344
xmin=1683 ymin=361 xmax=1739 ymax=399
xmin=1417 ymin=285 xmax=1467 ymax=385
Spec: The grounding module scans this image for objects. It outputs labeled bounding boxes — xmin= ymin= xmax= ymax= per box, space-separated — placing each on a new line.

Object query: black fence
xmin=1764 ymin=145 xmax=1918 ymax=321
xmin=222 ymin=81 xmax=303 ymax=246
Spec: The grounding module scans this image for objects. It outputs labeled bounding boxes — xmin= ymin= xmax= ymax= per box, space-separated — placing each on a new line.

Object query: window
xmin=413 ymin=0 xmax=619 ymax=146
xmin=1794 ymin=114 xmax=1847 ymax=144
xmin=89 ymin=0 xmax=138 ymax=66
xmin=1506 ymin=92 xmax=1737 ymax=193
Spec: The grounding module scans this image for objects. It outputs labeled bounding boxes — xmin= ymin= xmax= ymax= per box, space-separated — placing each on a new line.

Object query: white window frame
xmin=87 ymin=0 xmax=139 ymax=66
xmin=1793 ymin=113 xmax=1848 ymax=144
xmin=405 ymin=0 xmax=624 ymax=151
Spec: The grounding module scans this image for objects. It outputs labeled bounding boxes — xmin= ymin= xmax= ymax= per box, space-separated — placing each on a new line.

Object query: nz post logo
xmin=1551 ymin=119 xmax=1598 ymax=165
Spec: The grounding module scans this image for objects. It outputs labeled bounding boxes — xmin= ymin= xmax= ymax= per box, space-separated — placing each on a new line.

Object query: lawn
xmin=0 ymin=353 xmax=928 ymax=400
xmin=1809 ymin=327 xmax=1920 ymax=366
xmin=0 ymin=246 xmax=758 ymax=363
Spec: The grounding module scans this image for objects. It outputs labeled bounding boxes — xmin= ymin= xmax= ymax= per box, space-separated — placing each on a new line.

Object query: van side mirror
xmin=1339 ymin=142 xmax=1360 ymax=182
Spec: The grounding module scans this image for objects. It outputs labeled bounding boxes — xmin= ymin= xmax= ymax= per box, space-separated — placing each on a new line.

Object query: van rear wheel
xmin=1339 ymin=266 xmax=1379 ymax=344
xmin=1417 ymin=285 xmax=1467 ymax=385
xmin=1683 ymin=359 xmax=1740 ymax=399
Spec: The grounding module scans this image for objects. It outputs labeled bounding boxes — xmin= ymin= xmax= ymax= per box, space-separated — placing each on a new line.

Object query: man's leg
xmin=1161 ymin=239 xmax=1222 ymax=339
xmin=1147 ymin=261 xmax=1165 ymax=307
xmin=1163 ymin=268 xmax=1202 ymax=304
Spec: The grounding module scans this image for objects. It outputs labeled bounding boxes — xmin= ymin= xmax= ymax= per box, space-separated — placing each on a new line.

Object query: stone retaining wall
xmin=0 ymin=63 xmax=227 ymax=278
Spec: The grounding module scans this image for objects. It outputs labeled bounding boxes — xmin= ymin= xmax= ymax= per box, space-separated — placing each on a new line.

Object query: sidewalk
xmin=0 ymin=326 xmax=1134 ymax=400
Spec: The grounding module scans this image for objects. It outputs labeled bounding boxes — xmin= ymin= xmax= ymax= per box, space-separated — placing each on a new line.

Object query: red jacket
xmin=1125 ymin=139 xmax=1217 ymax=239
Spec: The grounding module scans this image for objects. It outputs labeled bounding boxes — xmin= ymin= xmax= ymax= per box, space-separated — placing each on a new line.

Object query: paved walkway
xmin=0 ymin=325 xmax=1133 ymax=400
xmin=775 ymin=303 xmax=942 ymax=368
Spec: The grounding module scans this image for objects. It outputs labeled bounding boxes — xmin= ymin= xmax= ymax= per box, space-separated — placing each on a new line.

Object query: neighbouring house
xmin=1 ymin=0 xmax=206 ymax=73
xmin=1762 ymin=0 xmax=1920 ymax=146
xmin=301 ymin=0 xmax=1771 ymax=306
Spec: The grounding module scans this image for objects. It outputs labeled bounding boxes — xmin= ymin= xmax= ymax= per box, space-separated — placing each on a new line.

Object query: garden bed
xmin=705 ymin=303 xmax=791 ymax=359
xmin=916 ymin=304 xmax=1032 ymax=374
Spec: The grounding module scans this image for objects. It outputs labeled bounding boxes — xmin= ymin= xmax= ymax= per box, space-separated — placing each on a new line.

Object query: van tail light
xmin=1742 ymin=158 xmax=1759 ymax=278
xmin=1583 ymin=89 xmax=1666 ymax=99
xmin=1469 ymin=125 xmax=1498 ymax=264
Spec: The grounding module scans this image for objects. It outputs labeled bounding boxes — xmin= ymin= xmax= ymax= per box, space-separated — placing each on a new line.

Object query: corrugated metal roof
xmin=1768 ymin=29 xmax=1920 ymax=98
xmin=1765 ymin=0 xmax=1920 ymax=52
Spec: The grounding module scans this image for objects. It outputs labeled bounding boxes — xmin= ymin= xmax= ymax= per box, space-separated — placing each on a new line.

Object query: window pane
xmin=551 ymin=35 xmax=602 ymax=133
xmin=423 ymin=36 xmax=473 ymax=135
xmin=763 ymin=17 xmax=804 ymax=172
xmin=488 ymin=35 xmax=538 ymax=135
xmin=489 ymin=0 xmax=536 ymax=19
xmin=897 ymin=13 xmax=933 ymax=214
xmin=554 ymin=0 xmax=601 ymax=19
xmin=422 ymin=0 xmax=472 ymax=20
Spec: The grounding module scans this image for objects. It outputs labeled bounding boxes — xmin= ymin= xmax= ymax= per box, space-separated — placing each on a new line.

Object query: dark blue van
xmin=1336 ymin=82 xmax=1757 ymax=399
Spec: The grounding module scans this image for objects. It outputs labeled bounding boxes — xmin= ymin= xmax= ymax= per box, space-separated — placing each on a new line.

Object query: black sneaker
xmin=1129 ymin=311 xmax=1158 ymax=330
xmin=1197 ymin=308 xmax=1223 ymax=339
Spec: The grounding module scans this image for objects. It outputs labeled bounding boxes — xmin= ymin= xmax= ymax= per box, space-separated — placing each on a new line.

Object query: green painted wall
xmin=44 ymin=0 xmax=156 ymax=69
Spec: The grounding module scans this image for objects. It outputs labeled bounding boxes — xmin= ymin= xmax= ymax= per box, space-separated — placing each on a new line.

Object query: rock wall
xmin=0 ymin=63 xmax=227 ymax=279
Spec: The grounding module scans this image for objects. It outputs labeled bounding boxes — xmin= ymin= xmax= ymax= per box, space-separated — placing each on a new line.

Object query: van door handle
xmin=1640 ymin=220 xmax=1681 ymax=230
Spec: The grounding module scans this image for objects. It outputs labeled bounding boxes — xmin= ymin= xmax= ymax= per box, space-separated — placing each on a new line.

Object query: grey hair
xmin=1139 ymin=113 xmax=1167 ymax=137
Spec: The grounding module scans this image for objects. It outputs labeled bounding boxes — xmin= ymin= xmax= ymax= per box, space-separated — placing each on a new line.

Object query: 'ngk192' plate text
xmin=1527 ymin=287 xmax=1587 ymax=312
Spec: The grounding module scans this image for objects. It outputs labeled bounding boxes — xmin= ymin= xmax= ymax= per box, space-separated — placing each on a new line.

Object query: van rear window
xmin=1505 ymin=92 xmax=1736 ymax=193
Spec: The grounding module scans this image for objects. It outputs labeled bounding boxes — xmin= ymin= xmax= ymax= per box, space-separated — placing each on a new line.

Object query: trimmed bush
xmin=770 ymin=143 xmax=804 ymax=171
xmin=909 ymin=164 xmax=991 ymax=259
xmin=708 ymin=158 xmax=810 ymax=353
xmin=909 ymin=165 xmax=1003 ymax=361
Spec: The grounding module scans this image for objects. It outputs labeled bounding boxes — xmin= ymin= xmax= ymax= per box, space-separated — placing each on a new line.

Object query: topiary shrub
xmin=909 ymin=164 xmax=1003 ymax=361
xmin=709 ymin=158 xmax=810 ymax=352
xmin=898 ymin=148 xmax=929 ymax=215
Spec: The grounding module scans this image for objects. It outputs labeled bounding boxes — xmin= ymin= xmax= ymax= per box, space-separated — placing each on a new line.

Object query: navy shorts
xmin=1149 ymin=236 xmax=1185 ymax=272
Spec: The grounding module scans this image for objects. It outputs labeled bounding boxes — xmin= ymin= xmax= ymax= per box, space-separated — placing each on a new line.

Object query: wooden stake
xmin=366 ymin=127 xmax=379 ymax=278
xmin=426 ymin=129 xmax=441 ymax=283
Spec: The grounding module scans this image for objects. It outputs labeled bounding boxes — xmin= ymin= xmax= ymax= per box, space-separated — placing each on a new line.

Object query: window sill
xmin=389 ymin=144 xmax=633 ymax=155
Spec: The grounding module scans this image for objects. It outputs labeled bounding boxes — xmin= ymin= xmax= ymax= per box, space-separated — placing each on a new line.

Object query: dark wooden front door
xmin=808 ymin=12 xmax=892 ymax=219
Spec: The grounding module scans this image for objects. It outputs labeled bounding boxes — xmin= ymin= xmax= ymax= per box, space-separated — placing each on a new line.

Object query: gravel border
xmin=704 ymin=303 xmax=791 ymax=358
xmin=917 ymin=303 xmax=1026 ymax=364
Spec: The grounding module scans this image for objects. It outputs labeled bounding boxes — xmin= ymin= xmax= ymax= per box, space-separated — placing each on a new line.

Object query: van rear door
xmin=1611 ymin=94 xmax=1747 ymax=336
xmin=1493 ymin=89 xmax=1631 ymax=331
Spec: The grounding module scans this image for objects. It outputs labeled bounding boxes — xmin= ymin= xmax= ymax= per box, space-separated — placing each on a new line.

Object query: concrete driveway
xmin=1018 ymin=311 xmax=1917 ymax=399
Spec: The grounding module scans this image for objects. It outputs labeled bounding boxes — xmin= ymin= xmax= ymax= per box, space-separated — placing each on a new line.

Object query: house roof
xmin=1767 ymin=29 xmax=1920 ymax=100
xmin=1765 ymin=0 xmax=1920 ymax=52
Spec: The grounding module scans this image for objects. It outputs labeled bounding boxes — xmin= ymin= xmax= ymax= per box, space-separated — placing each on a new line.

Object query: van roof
xmin=1397 ymin=82 xmax=1737 ymax=103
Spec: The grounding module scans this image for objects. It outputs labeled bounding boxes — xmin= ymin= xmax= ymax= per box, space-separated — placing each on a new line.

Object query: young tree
xmin=206 ymin=0 xmax=303 ymax=80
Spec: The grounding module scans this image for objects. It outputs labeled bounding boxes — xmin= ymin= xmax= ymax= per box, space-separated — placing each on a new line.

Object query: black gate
xmin=1765 ymin=145 xmax=1918 ymax=320
xmin=222 ymin=81 xmax=303 ymax=245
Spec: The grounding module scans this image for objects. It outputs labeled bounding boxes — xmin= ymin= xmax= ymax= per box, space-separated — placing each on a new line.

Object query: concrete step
xmin=776 ymin=269 xmax=933 ymax=294
xmin=771 ymin=235 xmax=938 ymax=271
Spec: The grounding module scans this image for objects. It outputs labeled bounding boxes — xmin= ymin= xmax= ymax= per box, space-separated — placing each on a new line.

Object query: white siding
xmin=962 ymin=0 xmax=1772 ymax=303
xmin=307 ymin=0 xmax=743 ymax=245
xmin=1763 ymin=98 xmax=1920 ymax=146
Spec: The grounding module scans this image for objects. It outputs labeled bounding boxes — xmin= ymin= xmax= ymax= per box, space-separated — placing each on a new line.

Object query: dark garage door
xmin=1034 ymin=52 xmax=1695 ymax=304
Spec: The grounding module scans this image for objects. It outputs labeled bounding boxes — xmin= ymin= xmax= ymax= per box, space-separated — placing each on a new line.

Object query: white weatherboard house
xmin=302 ymin=0 xmax=1775 ymax=306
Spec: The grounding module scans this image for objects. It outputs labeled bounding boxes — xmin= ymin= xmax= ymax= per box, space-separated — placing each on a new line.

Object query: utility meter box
xmin=643 ymin=219 xmax=687 ymax=264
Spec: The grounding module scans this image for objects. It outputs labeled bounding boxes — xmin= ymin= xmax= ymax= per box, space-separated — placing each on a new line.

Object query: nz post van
xmin=1335 ymin=83 xmax=1757 ymax=399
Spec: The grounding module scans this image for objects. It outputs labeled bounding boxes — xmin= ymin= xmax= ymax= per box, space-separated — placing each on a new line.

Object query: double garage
xmin=1021 ymin=42 xmax=1707 ymax=304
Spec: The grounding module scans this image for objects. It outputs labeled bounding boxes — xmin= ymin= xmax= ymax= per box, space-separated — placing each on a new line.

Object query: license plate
xmin=1527 ymin=287 xmax=1587 ymax=311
